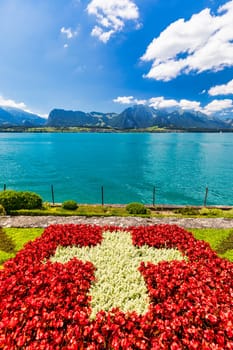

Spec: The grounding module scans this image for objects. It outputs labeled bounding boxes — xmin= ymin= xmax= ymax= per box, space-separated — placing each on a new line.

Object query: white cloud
xmin=61 ymin=27 xmax=79 ymax=40
xmin=202 ymin=99 xmax=233 ymax=115
xmin=208 ymin=79 xmax=233 ymax=96
xmin=0 ymin=95 xmax=47 ymax=117
xmin=179 ymin=99 xmax=201 ymax=111
xmin=114 ymin=95 xmax=233 ymax=116
xmin=113 ymin=96 xmax=146 ymax=105
xmin=149 ymin=97 xmax=179 ymax=109
xmin=91 ymin=26 xmax=114 ymax=43
xmin=135 ymin=99 xmax=147 ymax=105
xmin=141 ymin=0 xmax=233 ymax=81
xmin=113 ymin=96 xmax=134 ymax=104
xmin=114 ymin=95 xmax=203 ymax=112
xmin=0 ymin=95 xmax=27 ymax=110
xmin=148 ymin=97 xmax=203 ymax=111
xmin=87 ymin=0 xmax=139 ymax=42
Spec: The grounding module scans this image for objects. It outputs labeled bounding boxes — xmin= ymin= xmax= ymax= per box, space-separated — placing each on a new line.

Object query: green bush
xmin=62 ymin=200 xmax=78 ymax=211
xmin=199 ymin=208 xmax=222 ymax=217
xmin=19 ymin=192 xmax=43 ymax=210
xmin=126 ymin=202 xmax=148 ymax=215
xmin=0 ymin=204 xmax=6 ymax=216
xmin=0 ymin=191 xmax=19 ymax=212
xmin=0 ymin=190 xmax=42 ymax=214
xmin=174 ymin=207 xmax=200 ymax=216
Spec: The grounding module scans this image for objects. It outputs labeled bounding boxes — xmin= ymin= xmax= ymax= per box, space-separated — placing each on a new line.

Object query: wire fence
xmin=2 ymin=183 xmax=226 ymax=208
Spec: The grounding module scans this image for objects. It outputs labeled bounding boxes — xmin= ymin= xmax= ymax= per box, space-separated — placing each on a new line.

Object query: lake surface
xmin=0 ymin=132 xmax=232 ymax=205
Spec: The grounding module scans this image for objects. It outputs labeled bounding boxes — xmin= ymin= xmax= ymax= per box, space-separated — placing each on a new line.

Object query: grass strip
xmin=8 ymin=205 xmax=233 ymax=218
xmin=1 ymin=227 xmax=233 ymax=269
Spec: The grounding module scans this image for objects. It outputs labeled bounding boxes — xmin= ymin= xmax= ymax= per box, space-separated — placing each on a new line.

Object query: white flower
xmin=51 ymin=230 xmax=184 ymax=318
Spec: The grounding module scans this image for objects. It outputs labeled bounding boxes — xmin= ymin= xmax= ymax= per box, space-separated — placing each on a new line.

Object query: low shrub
xmin=62 ymin=200 xmax=78 ymax=210
xmin=174 ymin=206 xmax=200 ymax=216
xmin=0 ymin=204 xmax=6 ymax=216
xmin=0 ymin=190 xmax=42 ymax=214
xmin=126 ymin=202 xmax=148 ymax=215
xmin=199 ymin=207 xmax=223 ymax=217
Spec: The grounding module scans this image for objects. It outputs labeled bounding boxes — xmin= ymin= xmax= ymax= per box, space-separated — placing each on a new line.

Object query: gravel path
xmin=1 ymin=215 xmax=233 ymax=228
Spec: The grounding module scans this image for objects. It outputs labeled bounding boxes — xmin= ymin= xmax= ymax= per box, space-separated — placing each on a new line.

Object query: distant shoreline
xmin=1 ymin=127 xmax=233 ymax=133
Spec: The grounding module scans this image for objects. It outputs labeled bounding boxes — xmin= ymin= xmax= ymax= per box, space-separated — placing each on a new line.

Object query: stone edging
xmin=0 ymin=216 xmax=233 ymax=229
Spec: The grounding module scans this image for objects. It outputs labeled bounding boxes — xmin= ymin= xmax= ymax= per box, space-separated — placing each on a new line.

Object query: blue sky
xmin=0 ymin=0 xmax=232 ymax=118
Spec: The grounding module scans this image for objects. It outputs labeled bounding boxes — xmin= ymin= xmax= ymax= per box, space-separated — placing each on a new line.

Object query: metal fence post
xmin=101 ymin=186 xmax=104 ymax=206
xmin=152 ymin=186 xmax=156 ymax=206
xmin=204 ymin=187 xmax=208 ymax=206
xmin=51 ymin=185 xmax=55 ymax=205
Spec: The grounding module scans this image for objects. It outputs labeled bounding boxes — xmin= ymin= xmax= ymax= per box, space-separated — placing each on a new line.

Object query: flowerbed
xmin=50 ymin=230 xmax=184 ymax=319
xmin=0 ymin=224 xmax=233 ymax=349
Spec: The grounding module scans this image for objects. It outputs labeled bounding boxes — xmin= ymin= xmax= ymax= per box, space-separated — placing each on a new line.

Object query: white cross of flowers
xmin=51 ymin=230 xmax=184 ymax=319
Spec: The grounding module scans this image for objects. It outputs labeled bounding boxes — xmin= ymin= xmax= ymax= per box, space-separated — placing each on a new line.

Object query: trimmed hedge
xmin=126 ymin=202 xmax=148 ymax=215
xmin=62 ymin=200 xmax=78 ymax=210
xmin=0 ymin=190 xmax=42 ymax=214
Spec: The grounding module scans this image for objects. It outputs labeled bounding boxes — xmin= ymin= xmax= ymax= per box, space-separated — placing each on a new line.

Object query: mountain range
xmin=0 ymin=107 xmax=46 ymax=127
xmin=0 ymin=105 xmax=232 ymax=131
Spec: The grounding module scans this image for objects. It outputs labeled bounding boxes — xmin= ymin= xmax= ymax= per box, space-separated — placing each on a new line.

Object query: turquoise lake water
xmin=0 ymin=132 xmax=232 ymax=205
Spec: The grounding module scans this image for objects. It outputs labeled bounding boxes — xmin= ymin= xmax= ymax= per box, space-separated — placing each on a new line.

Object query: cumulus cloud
xmin=113 ymin=96 xmax=146 ymax=105
xmin=141 ymin=0 xmax=233 ymax=81
xmin=91 ymin=26 xmax=114 ymax=43
xmin=113 ymin=96 xmax=135 ymax=104
xmin=114 ymin=95 xmax=203 ymax=112
xmin=149 ymin=97 xmax=179 ymax=109
xmin=149 ymin=97 xmax=203 ymax=112
xmin=0 ymin=95 xmax=27 ymax=110
xmin=179 ymin=99 xmax=201 ymax=111
xmin=87 ymin=0 xmax=140 ymax=43
xmin=202 ymin=99 xmax=233 ymax=115
xmin=61 ymin=27 xmax=79 ymax=39
xmin=0 ymin=95 xmax=46 ymax=117
xmin=208 ymin=79 xmax=233 ymax=96
xmin=113 ymin=95 xmax=233 ymax=116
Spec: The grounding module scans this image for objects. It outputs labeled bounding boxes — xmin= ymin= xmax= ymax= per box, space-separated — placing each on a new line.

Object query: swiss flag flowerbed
xmin=0 ymin=224 xmax=233 ymax=349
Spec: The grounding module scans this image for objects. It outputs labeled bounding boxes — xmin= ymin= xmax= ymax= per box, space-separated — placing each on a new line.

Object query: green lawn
xmin=0 ymin=228 xmax=43 ymax=266
xmin=0 ymin=227 xmax=233 ymax=268
xmin=191 ymin=228 xmax=233 ymax=261
xmin=8 ymin=204 xmax=233 ymax=218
